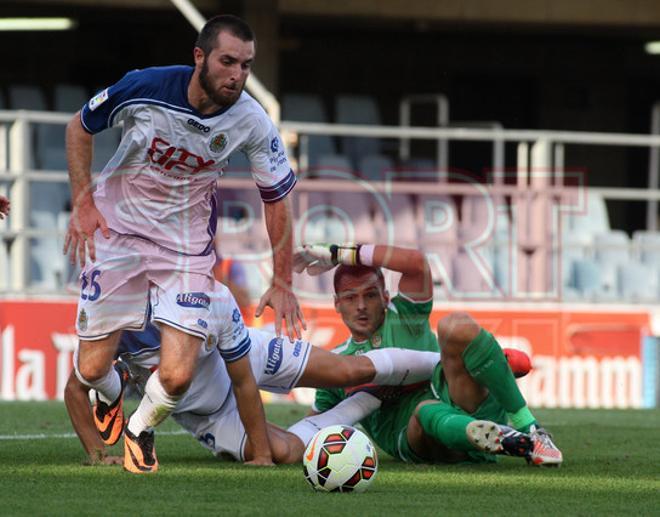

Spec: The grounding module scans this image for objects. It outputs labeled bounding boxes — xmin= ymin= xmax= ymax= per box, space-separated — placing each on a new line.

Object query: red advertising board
xmin=0 ymin=299 xmax=652 ymax=407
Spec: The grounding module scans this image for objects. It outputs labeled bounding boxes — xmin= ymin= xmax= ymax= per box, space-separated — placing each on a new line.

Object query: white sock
xmin=127 ymin=371 xmax=181 ymax=436
xmin=287 ymin=392 xmax=382 ymax=446
xmin=364 ymin=349 xmax=440 ymax=385
xmin=74 ymin=362 xmax=121 ymax=405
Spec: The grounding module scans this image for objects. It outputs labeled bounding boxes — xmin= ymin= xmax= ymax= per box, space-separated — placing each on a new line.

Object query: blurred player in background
xmin=64 ymin=281 xmax=441 ymax=465
xmin=63 ymin=14 xmax=304 ymax=473
xmin=0 ymin=195 xmax=9 ymax=218
xmin=289 ymin=243 xmax=563 ymax=466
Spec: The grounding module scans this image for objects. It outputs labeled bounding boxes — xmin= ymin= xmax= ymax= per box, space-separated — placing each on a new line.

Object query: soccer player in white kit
xmin=63 ymin=15 xmax=304 ymax=473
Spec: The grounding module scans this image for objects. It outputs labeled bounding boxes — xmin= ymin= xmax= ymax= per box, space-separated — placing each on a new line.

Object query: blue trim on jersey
xmin=118 ymin=323 xmax=162 ymax=356
xmin=220 ymin=335 xmax=252 ymax=362
xmin=258 ymin=170 xmax=297 ymax=203
xmin=152 ymin=316 xmax=207 ymax=340
xmin=201 ymin=189 xmax=218 ymax=256
xmin=81 ymin=66 xmax=232 ymax=134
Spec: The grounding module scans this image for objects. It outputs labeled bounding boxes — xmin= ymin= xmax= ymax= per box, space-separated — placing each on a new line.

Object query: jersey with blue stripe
xmin=81 ymin=65 xmax=296 ymax=256
xmin=118 ymin=281 xmax=251 ymax=363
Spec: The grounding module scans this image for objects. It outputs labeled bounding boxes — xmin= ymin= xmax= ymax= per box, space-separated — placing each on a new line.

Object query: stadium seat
xmin=54 ymin=84 xmax=88 ymax=112
xmin=30 ymin=237 xmax=64 ymax=289
xmin=570 ymin=258 xmax=609 ymax=300
xmin=281 ymin=93 xmax=336 ymax=168
xmin=358 ymin=154 xmax=394 ymax=182
xmin=632 ymin=230 xmax=660 ymax=266
xmin=8 ymin=84 xmax=47 ymax=110
xmin=593 ymin=230 xmax=630 ymax=296
xmin=35 ymin=84 xmax=89 ymax=171
xmin=8 ymin=84 xmax=48 ymax=170
xmin=451 ymin=249 xmax=496 ymax=298
xmin=567 ymin=190 xmax=610 ymax=237
xmin=375 ymin=192 xmax=418 ymax=247
xmin=314 ymin=154 xmax=354 ymax=178
xmin=617 ymin=261 xmax=658 ymax=303
xmin=335 ymin=95 xmax=382 ymax=167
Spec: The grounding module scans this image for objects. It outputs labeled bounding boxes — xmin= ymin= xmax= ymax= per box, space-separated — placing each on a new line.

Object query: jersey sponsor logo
xmin=293 ymin=340 xmax=302 ymax=357
xmin=147 ymin=136 xmax=215 ymax=175
xmin=197 ymin=318 xmax=208 ymax=329
xmin=270 ymin=137 xmax=279 ymax=153
xmin=88 ymin=88 xmax=109 ymax=111
xmin=232 ymin=309 xmax=241 ymax=323
xmin=187 ymin=118 xmax=211 ymax=133
xmin=209 ymin=132 xmax=228 ymax=153
xmin=176 ymin=292 xmax=211 ymax=309
xmin=265 ymin=337 xmax=284 ymax=375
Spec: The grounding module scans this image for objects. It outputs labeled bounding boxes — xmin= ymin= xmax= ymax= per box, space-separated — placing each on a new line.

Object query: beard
xmin=199 ymin=57 xmax=242 ymax=107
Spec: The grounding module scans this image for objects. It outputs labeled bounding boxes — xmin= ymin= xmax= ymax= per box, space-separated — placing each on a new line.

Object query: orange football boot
xmin=93 ymin=361 xmax=130 ymax=446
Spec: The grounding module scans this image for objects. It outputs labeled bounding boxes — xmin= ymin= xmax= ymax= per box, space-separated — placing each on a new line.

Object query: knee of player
xmin=77 ymin=361 xmax=108 ymax=384
xmin=339 ymin=357 xmax=372 ymax=386
xmin=436 ymin=312 xmax=480 ymax=355
xmin=158 ymin=370 xmax=192 ymax=396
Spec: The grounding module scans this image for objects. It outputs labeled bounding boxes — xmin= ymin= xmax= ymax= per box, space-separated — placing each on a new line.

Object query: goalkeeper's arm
xmin=296 ymin=244 xmax=432 ymax=301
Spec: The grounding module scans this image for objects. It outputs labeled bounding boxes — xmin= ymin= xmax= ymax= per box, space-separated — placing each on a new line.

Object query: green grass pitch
xmin=0 ymin=402 xmax=657 ymax=516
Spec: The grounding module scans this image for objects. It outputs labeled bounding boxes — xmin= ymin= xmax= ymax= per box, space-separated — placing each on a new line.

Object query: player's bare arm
xmin=225 ymin=355 xmax=274 ymax=466
xmin=63 ymin=372 xmax=122 ymax=466
xmin=0 ymin=194 xmax=9 ymax=219
xmin=294 ymin=244 xmax=432 ymax=301
xmin=63 ymin=112 xmax=110 ymax=266
xmin=256 ymin=196 xmax=306 ymax=339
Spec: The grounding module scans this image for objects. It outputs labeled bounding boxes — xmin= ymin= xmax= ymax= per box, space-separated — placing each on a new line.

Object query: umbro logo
xmin=187 ymin=118 xmax=211 ymax=133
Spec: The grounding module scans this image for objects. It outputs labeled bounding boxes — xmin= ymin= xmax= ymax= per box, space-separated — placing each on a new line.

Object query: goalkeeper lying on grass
xmin=289 ymin=243 xmax=562 ymax=466
xmin=66 ymin=243 xmax=561 ymax=468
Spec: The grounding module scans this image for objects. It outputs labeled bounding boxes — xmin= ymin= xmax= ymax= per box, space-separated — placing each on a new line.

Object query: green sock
xmin=462 ymin=329 xmax=537 ymax=431
xmin=417 ymin=403 xmax=475 ymax=452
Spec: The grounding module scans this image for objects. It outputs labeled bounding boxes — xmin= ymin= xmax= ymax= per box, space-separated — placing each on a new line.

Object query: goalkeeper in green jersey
xmin=288 ymin=243 xmax=562 ymax=466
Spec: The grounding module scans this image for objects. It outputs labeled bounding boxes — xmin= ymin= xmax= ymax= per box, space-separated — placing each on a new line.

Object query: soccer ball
xmin=302 ymin=425 xmax=378 ymax=493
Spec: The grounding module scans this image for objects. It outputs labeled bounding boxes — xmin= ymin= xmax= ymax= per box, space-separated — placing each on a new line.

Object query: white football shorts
xmin=75 ymin=230 xmax=215 ymax=341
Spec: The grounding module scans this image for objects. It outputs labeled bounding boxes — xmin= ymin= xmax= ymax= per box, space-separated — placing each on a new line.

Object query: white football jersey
xmin=81 ymin=65 xmax=296 ymax=255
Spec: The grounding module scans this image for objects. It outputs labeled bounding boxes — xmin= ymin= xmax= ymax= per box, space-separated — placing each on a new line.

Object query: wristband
xmin=358 ymin=244 xmax=375 ymax=266
xmin=330 ymin=244 xmax=362 ymax=266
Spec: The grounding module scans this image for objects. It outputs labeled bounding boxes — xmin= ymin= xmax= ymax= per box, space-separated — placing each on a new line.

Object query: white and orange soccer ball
xmin=302 ymin=425 xmax=378 ymax=493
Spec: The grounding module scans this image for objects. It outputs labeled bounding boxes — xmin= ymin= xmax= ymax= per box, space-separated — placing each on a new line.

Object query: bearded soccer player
xmin=63 ymin=15 xmax=304 ymax=473
xmin=288 ymin=243 xmax=563 ymax=466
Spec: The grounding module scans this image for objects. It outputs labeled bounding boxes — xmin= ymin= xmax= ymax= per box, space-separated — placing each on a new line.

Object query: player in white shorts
xmin=63 ymin=15 xmax=305 ymax=473
xmin=65 ymin=281 xmax=441 ymax=465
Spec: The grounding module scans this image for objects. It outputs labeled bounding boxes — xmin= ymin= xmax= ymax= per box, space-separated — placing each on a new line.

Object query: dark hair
xmin=333 ymin=264 xmax=385 ymax=294
xmin=195 ymin=15 xmax=255 ymax=55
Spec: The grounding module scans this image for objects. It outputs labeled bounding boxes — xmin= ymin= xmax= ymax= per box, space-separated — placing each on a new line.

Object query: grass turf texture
xmin=0 ymin=403 xmax=658 ymax=516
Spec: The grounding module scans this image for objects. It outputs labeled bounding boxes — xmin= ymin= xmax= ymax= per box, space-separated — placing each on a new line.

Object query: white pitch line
xmin=0 ymin=430 xmax=189 ymax=441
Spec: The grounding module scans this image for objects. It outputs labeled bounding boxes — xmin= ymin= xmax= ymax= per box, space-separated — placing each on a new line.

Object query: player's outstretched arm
xmin=295 ymin=244 xmax=433 ymax=301
xmin=63 ymin=112 xmax=110 ymax=266
xmin=256 ymin=196 xmax=306 ymax=339
xmin=63 ymin=371 xmax=121 ymax=465
xmin=0 ymin=195 xmax=9 ymax=219
xmin=226 ymin=355 xmax=274 ymax=466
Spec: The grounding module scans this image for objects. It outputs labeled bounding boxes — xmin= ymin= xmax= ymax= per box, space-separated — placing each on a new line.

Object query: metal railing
xmin=1 ymin=109 xmax=659 ymax=302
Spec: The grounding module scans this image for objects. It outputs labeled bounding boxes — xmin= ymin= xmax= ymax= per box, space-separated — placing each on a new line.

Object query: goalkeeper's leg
xmin=437 ymin=312 xmax=562 ymax=465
